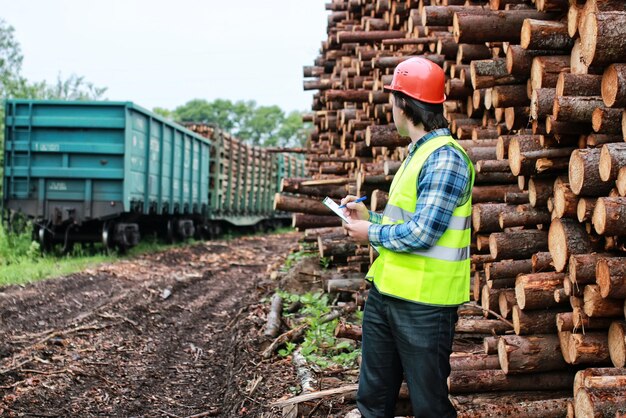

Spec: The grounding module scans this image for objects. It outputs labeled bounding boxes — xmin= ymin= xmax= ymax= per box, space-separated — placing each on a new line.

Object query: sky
xmin=1 ymin=0 xmax=329 ymax=112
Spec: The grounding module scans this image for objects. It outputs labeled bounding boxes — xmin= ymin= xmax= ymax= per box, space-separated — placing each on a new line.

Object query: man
xmin=341 ymin=57 xmax=475 ymax=418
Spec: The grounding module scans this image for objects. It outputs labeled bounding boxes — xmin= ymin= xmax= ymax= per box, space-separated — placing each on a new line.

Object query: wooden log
xmin=476 ymin=159 xmax=511 ymax=173
xmin=449 ymin=353 xmax=501 ymax=371
xmin=491 ymin=85 xmax=530 ymax=108
xmin=548 ymin=218 xmax=593 ymax=272
xmin=556 ymin=72 xmax=602 ymax=97
xmin=457 ymin=44 xmax=492 ymax=65
xmin=574 ymin=387 xmax=626 ymax=417
xmin=505 ymin=191 xmax=530 ymax=205
xmin=586 ymin=133 xmax=624 ymax=147
xmin=457 ymin=397 xmax=572 ymax=418
xmin=485 ymin=259 xmax=532 ymax=281
xmin=546 ymin=116 xmax=592 ymax=136
xmin=274 ymin=193 xmax=331 ymax=216
xmin=470 ymin=58 xmax=527 ymax=90
xmin=528 ymin=177 xmax=554 ymax=208
xmin=619 ymin=167 xmax=626 ymax=197
xmin=448 ymin=370 xmax=575 ymax=394
xmin=499 ymin=204 xmax=551 ymax=228
xmin=264 ymin=293 xmax=283 ymax=338
xmin=556 ymin=312 xmax=576 ymax=333
xmin=293 ymin=214 xmax=342 ymax=230
xmin=568 ymin=332 xmax=611 ymax=365
xmin=602 ymin=64 xmax=626 ymax=108
xmin=593 ymin=197 xmax=626 ymax=236
xmin=507 ymin=135 xmax=544 ymax=176
xmin=484 ymin=336 xmax=500 ymax=355
xmin=553 ymin=181 xmax=579 ymax=218
xmin=472 ymin=203 xmax=515 ymax=233
xmin=521 ymin=19 xmax=574 ymax=50
xmin=336 ymin=30 xmax=406 ymax=44
xmin=592 ymin=107 xmax=623 ymax=135
xmin=327 ymin=278 xmax=365 ymax=293
xmin=370 ymin=189 xmax=388 ymax=212
xmin=473 ymin=184 xmax=522 ymax=203
xmin=577 ymin=198 xmax=596 ymax=222
xmin=490 ymin=230 xmax=549 ymax=260
xmin=530 ymin=55 xmax=570 ymax=91
xmin=608 ymin=321 xmax=626 ymax=368
xmin=553 ymin=96 xmax=605 ymax=123
xmin=532 ymin=252 xmax=554 ymax=273
xmin=421 ymin=5 xmax=485 ymax=27
xmin=572 ymin=307 xmax=616 ymax=331
xmin=506 ymin=46 xmax=556 ymax=76
xmin=452 ymin=10 xmax=557 ymax=44
xmin=597 ymin=257 xmax=626 ymax=299
xmin=365 ymin=125 xmax=410 ymax=147
xmin=574 ymin=366 xmax=626 ymax=396
xmin=481 ymin=285 xmax=502 ymax=317
xmin=325 ymin=89 xmax=371 ymax=103
xmin=334 ymin=322 xmax=362 ymax=341
xmin=569 ymin=148 xmax=614 ymax=196
xmin=515 ymin=272 xmax=567 ymax=310
xmin=580 ymin=11 xmax=626 ymax=67
xmin=498 ymin=334 xmax=567 ymax=374
xmin=570 ymin=253 xmax=610 ymax=286
xmin=455 ymin=316 xmax=513 ymax=334
xmin=498 ymin=289 xmax=517 ymax=319
xmin=599 ymin=143 xmax=626 ymax=182
xmin=530 ymin=88 xmax=556 ymax=120
xmin=584 ymin=284 xmax=624 ymax=318
xmin=512 ymin=306 xmax=562 ymax=335
xmin=318 ymin=236 xmax=357 ymax=258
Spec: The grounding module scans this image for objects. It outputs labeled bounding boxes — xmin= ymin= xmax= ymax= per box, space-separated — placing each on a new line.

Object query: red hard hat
xmin=384 ymin=57 xmax=446 ymax=104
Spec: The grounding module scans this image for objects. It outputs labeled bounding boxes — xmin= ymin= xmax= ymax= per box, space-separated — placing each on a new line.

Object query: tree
xmin=172 ymin=98 xmax=311 ymax=148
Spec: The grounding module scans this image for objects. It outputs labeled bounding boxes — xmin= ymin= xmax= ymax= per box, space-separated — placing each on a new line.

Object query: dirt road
xmin=0 ymin=232 xmax=300 ymax=417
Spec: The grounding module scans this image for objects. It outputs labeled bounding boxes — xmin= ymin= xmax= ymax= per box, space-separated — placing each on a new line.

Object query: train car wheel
xmin=102 ymin=222 xmax=114 ymax=250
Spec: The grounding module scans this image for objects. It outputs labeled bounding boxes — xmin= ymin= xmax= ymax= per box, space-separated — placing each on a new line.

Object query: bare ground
xmin=0 ymin=232 xmax=303 ymax=418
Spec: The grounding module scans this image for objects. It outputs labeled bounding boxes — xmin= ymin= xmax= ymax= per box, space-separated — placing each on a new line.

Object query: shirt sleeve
xmin=368 ymin=211 xmax=383 ymax=224
xmin=368 ymin=145 xmax=471 ymax=252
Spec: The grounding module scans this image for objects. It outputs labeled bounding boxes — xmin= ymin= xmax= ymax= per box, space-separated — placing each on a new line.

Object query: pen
xmin=338 ymin=196 xmax=367 ymax=209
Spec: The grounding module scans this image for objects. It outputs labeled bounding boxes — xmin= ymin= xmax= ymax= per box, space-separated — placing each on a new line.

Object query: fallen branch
xmin=270 ymin=384 xmax=359 ymax=408
xmin=466 ymin=302 xmax=514 ymax=329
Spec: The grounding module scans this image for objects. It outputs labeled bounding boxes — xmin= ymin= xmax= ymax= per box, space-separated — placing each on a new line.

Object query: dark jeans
xmin=356 ymin=285 xmax=458 ymax=418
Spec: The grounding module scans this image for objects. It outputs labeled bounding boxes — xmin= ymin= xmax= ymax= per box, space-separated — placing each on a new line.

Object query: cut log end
xmin=608 ymin=321 xmax=626 ymax=368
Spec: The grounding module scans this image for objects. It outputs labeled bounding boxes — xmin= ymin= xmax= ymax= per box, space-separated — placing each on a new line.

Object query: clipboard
xmin=322 ymin=197 xmax=351 ymax=223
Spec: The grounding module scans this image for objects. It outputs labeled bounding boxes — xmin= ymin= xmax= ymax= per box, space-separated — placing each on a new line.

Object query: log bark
xmin=282 ymin=177 xmax=347 ymax=198
xmin=457 ymin=44 xmax=492 ymax=65
xmin=556 ymin=72 xmax=602 ymax=97
xmin=327 ymin=278 xmax=365 ymax=293
xmin=553 ymin=180 xmax=579 ymax=218
xmin=421 ymin=5 xmax=485 ymax=27
xmin=453 ymin=10 xmax=557 ymax=44
xmin=602 ymin=64 xmax=626 ymax=108
xmin=592 ymin=197 xmax=626 ymax=236
xmin=490 ymin=230 xmax=549 ymax=260
xmin=577 ymin=197 xmax=596 ymax=222
xmin=599 ymin=143 xmax=626 ymax=182
xmin=370 ymin=189 xmax=388 ymax=212
xmin=481 ymin=285 xmax=501 ymax=317
xmin=569 ymin=148 xmax=614 ymax=196
xmin=574 ymin=366 xmax=626 ymax=396
xmin=506 ymin=46 xmax=556 ymax=76
xmin=532 ymin=252 xmax=554 ymax=273
xmin=448 ymin=370 xmax=574 ymax=394
xmin=515 ymin=272 xmax=567 ymax=310
xmin=521 ymin=19 xmax=574 ymax=50
xmin=457 ymin=397 xmax=572 ymax=418
xmin=568 ymin=332 xmax=611 ymax=365
xmin=336 ymin=30 xmax=406 ymax=44
xmin=597 ymin=257 xmax=626 ymax=299
xmin=505 ymin=191 xmax=530 ymax=205
xmin=274 ymin=193 xmax=332 ymax=216
xmin=572 ymin=307 xmax=616 ymax=331
xmin=498 ymin=334 xmax=567 ymax=374
xmin=334 ymin=322 xmax=362 ymax=341
xmin=608 ymin=321 xmax=626 ymax=368
xmin=548 ymin=218 xmax=593 ymax=272
xmin=528 ymin=177 xmax=555 ymax=208
xmin=584 ymin=284 xmax=624 ymax=318
xmin=512 ymin=306 xmax=563 ymax=335
xmin=473 ymin=184 xmax=522 ymax=203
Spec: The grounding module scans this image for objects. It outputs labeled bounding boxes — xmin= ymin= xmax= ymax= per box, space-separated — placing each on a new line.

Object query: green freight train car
xmin=2 ymin=101 xmax=307 ymax=251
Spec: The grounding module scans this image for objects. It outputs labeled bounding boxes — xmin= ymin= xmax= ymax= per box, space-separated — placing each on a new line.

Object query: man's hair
xmin=392 ymin=91 xmax=449 ymax=131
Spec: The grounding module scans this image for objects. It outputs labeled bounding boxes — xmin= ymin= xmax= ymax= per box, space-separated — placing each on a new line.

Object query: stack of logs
xmin=273 ymin=0 xmax=626 ymax=415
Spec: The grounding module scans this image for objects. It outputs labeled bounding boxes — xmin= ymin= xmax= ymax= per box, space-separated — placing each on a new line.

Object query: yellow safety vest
xmin=366 ymin=135 xmax=475 ymax=306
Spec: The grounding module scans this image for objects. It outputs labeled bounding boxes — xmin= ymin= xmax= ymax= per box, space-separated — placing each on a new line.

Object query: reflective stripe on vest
xmin=366 ymin=134 xmax=475 ymax=306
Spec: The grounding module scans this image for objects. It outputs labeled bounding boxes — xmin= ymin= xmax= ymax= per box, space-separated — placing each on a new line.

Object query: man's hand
xmin=340 ymin=195 xmax=369 ymax=221
xmin=344 ymin=219 xmax=371 ymax=245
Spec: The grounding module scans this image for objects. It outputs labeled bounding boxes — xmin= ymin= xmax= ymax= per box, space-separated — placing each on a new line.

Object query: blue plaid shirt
xmin=368 ymin=128 xmax=472 ymax=252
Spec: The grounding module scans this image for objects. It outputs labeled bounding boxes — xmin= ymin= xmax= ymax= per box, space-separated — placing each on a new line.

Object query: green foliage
xmin=276 ymin=290 xmax=361 ymax=370
xmin=171 ymin=98 xmax=312 ymax=148
xmin=319 ymin=256 xmax=331 ymax=270
xmin=281 ymin=249 xmax=316 ymax=272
